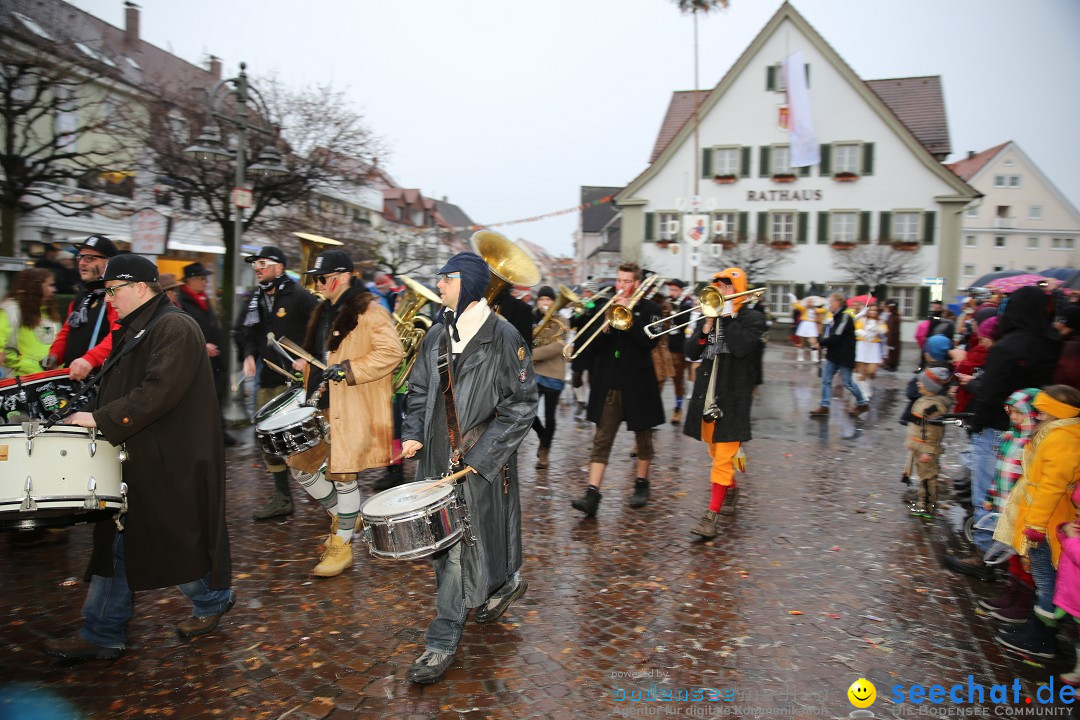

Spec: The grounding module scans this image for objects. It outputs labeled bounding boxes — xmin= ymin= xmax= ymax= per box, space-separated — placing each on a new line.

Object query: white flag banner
xmin=785 ymin=51 xmax=819 ymax=167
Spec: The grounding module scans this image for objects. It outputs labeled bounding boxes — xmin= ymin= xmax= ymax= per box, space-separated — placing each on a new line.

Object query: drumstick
xmin=414 ymin=465 xmax=476 ymax=494
xmin=264 ymin=359 xmax=300 ymax=384
xmin=274 ymin=335 xmax=328 ymax=371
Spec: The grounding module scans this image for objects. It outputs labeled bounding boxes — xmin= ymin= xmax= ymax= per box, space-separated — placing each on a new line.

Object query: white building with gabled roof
xmin=613 ymin=2 xmax=978 ymax=334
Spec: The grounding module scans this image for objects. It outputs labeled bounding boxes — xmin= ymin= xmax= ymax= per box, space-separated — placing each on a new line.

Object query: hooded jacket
xmin=967 ymin=287 xmax=1060 ymax=432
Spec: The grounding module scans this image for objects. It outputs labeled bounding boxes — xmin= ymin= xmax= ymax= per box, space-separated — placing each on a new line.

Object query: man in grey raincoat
xmin=401 ymin=251 xmax=537 ymax=684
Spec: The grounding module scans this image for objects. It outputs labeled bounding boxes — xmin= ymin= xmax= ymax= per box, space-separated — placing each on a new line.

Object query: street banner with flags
xmin=784 ymin=50 xmax=819 ymax=167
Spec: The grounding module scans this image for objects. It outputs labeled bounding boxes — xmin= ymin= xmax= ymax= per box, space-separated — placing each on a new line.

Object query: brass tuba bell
xmin=470 ymin=230 xmax=541 ymax=309
xmin=293 ymin=232 xmax=345 ymax=293
xmin=391 ymin=276 xmax=441 ymax=393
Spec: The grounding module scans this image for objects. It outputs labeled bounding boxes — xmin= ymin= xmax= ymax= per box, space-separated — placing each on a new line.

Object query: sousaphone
xmin=469 ymin=230 xmax=542 ymax=308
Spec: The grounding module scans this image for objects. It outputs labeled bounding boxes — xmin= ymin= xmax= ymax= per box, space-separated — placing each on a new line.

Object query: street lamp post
xmin=185 ymin=62 xmax=287 ymax=409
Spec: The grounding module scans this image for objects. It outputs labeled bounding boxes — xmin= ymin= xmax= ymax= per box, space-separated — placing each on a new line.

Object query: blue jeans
xmin=81 ymin=533 xmax=234 ymax=648
xmin=820 ymin=361 xmax=866 ymax=408
xmin=1029 ymin=542 xmax=1057 ymax=617
xmin=970 ymin=428 xmax=1003 ymax=553
xmin=425 ymin=542 xmax=467 ymax=655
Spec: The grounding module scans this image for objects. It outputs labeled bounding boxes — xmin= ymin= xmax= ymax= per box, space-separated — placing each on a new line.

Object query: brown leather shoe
xmin=849 ymin=404 xmax=870 ymax=417
xmin=176 ymin=597 xmax=235 ymax=638
xmin=808 ymin=406 xmax=829 ymax=417
xmin=43 ymin=635 xmax=123 ymax=660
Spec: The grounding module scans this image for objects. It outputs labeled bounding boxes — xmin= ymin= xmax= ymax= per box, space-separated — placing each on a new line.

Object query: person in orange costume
xmin=682 ymin=267 xmax=764 ymax=539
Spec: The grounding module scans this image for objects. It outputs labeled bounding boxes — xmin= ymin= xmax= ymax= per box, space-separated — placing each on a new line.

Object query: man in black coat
xmin=492 ymin=285 xmax=533 ymax=350
xmin=45 ymin=254 xmax=233 ymax=660
xmin=571 ymin=263 xmax=665 ymax=517
xmin=945 ymin=285 xmax=1061 ymax=580
xmin=177 ymin=262 xmax=235 ymax=446
xmin=664 ymin=279 xmax=694 ymax=425
xmin=237 ymin=246 xmax=319 ymax=520
xmin=809 ymin=292 xmax=869 ymax=418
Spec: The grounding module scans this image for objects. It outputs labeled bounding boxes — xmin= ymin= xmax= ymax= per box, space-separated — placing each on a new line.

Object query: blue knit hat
xmin=436 ymin=252 xmax=490 ymax=340
xmin=924 ymin=333 xmax=952 ymax=361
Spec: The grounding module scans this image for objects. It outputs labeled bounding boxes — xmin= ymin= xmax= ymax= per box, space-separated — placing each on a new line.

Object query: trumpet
xmin=642 ymin=285 xmax=767 ymax=339
xmin=564 ymin=275 xmax=665 ymax=361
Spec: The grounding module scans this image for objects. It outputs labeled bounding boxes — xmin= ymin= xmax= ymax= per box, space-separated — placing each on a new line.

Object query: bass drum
xmin=0 ymin=425 xmax=126 ymax=531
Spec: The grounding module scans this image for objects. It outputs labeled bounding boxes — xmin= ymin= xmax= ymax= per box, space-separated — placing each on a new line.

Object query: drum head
xmin=362 ymin=481 xmax=454 ymax=518
xmin=257 ymin=406 xmax=317 ymax=431
xmin=253 ymin=387 xmax=304 ymax=422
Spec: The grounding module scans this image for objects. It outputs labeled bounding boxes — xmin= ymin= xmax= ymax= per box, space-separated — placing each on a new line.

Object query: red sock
xmin=709 ymin=484 xmax=728 ymax=512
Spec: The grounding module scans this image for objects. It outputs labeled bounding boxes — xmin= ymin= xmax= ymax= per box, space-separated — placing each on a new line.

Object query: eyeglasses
xmin=437 ymin=273 xmax=461 ymax=282
xmin=104 ymin=281 xmax=136 ymax=297
xmin=77 ymin=254 xmax=106 ymax=263
xmin=251 ymin=259 xmax=280 ymax=270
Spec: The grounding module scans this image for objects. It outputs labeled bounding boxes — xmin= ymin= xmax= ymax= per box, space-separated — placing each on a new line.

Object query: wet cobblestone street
xmin=1 ymin=344 xmax=1075 ymax=719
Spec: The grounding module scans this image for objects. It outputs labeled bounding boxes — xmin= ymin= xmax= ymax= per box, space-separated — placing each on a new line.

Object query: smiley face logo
xmin=848 ymin=678 xmax=876 ymax=708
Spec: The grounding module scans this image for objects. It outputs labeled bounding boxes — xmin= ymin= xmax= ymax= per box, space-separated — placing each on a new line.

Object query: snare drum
xmin=255 ymin=406 xmax=327 ymax=458
xmin=0 ymin=424 xmax=126 ymax=531
xmin=360 ymin=481 xmax=467 ymax=560
xmin=252 ymin=386 xmax=305 ymax=426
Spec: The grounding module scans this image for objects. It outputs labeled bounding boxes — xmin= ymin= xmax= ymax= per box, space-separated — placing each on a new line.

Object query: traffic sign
xmin=232 ymin=186 xmax=253 ymax=209
xmin=921 ymin=277 xmax=945 ymax=286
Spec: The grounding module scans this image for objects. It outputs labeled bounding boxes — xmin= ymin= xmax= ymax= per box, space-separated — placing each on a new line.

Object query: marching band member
xmin=570 ymin=262 xmax=664 ymax=517
xmin=237 ymin=247 xmax=319 ymax=521
xmin=290 ymin=249 xmax=402 ymax=577
xmin=683 ymin=268 xmax=765 ymax=538
xmin=46 ymin=235 xmax=120 ymax=380
xmin=531 ymin=286 xmax=568 ymax=470
xmin=400 ymin=251 xmax=536 ymax=684
xmin=664 ymin=279 xmax=694 ymax=425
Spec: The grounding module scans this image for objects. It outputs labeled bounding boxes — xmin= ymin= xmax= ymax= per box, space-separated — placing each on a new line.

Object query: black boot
xmin=571 ymin=486 xmax=602 ymax=517
xmin=373 ymin=464 xmax=404 ymax=492
xmin=628 ymin=478 xmax=650 ymax=508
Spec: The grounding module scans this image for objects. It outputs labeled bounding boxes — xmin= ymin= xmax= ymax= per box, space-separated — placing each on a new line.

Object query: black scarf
xmin=243 ymin=274 xmax=294 ymax=327
xmin=66 ymin=286 xmax=105 ymax=329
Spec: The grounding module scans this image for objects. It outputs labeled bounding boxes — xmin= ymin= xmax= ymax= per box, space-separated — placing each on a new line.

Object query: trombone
xmin=564 ymin=275 xmax=665 ymax=360
xmin=643 ymin=285 xmax=767 ymax=339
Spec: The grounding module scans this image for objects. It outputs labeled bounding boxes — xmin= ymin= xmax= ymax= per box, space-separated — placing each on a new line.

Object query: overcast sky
xmin=72 ymin=0 xmax=1080 ymax=257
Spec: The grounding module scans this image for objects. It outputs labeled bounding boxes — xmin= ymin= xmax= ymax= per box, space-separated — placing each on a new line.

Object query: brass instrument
xmin=565 ymin=275 xmax=665 ymax=361
xmin=391 ymin=276 xmax=442 ymax=393
xmin=642 ymin=285 xmax=767 ymax=339
xmin=293 ymin=232 xmax=345 ymax=293
xmin=573 ymin=286 xmax=611 ymax=315
xmin=533 ymin=285 xmax=578 ymax=347
xmin=470 ymin=230 xmax=542 ymax=308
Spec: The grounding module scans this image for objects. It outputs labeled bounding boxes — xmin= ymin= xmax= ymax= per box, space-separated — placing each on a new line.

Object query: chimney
xmin=967 ymin=150 xmax=975 ymax=159
xmin=124 ymin=2 xmax=140 ymax=46
xmin=208 ymin=55 xmax=222 ymax=80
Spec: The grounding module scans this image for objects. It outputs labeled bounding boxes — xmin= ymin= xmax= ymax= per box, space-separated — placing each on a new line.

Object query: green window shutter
xmin=759 ymin=146 xmax=771 ymax=177
xmin=794 ymin=283 xmax=806 ymax=302
xmin=800 ymin=164 xmax=811 ymax=177
xmin=797 ymin=212 xmax=809 ymax=244
xmin=862 ymin=142 xmax=875 ymax=176
xmin=879 ymin=211 xmax=891 ymax=242
xmin=757 ymin=212 xmax=768 ymax=242
xmin=645 ymin=212 xmax=655 ymax=241
xmin=819 ymin=144 xmax=832 ymax=176
xmin=859 ymin=211 xmax=871 ymax=243
xmin=740 ymin=146 xmax=752 ymax=178
xmin=922 ymin=210 xmax=936 ymax=245
xmin=917 ymin=287 xmax=931 ymax=319
xmin=855 ymin=284 xmax=868 ymax=296
xmin=766 ymin=65 xmax=776 ymax=91
xmin=817 ymin=211 xmax=829 ymax=244
xmin=804 ymin=64 xmax=810 ymax=87
xmin=702 ymin=147 xmax=713 ymax=178
xmin=737 ymin=211 xmax=749 ymax=242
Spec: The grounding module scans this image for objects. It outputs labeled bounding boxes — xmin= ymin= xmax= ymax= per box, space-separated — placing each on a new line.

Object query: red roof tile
xmin=944 ymin=142 xmax=1010 ymax=181
xmin=865 ymin=76 xmax=951 ymax=157
xmin=649 ymin=91 xmax=709 ymax=164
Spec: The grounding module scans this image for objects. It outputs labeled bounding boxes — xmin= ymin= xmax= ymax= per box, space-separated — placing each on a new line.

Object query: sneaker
xmin=252 ymin=494 xmax=293 ymax=521
xmin=571 ymin=486 xmax=602 ymax=517
xmin=627 ymin=478 xmax=650 ymax=508
xmin=849 ymin=404 xmax=870 ymax=418
xmin=313 ymin=536 xmax=353 ymax=577
xmin=43 ymin=635 xmax=123 ymax=660
xmin=944 ymin=552 xmax=995 ymax=582
xmin=988 ymin=580 xmax=1035 ymax=625
xmin=176 ymin=597 xmax=236 ymax=638
xmin=690 ymin=509 xmax=719 ymax=539
xmin=996 ymin=616 xmax=1057 ymax=659
xmin=808 ymin=406 xmax=829 ymax=418
xmin=475 ymin=579 xmax=529 ymax=624
xmin=407 ymin=649 xmax=454 ymax=684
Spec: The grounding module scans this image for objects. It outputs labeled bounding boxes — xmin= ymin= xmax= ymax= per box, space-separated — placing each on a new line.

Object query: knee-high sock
xmin=709 ymin=483 xmax=729 ymax=513
xmin=293 ymin=467 xmax=337 ymax=513
xmin=334 ymin=480 xmax=361 ymax=542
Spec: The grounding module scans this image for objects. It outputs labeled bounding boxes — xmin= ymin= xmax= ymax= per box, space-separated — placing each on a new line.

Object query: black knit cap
xmin=103 ymin=254 xmax=158 ymax=283
xmin=537 ymin=285 xmax=556 ymax=300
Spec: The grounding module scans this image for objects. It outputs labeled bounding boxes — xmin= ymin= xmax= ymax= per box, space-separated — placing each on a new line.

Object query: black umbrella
xmin=1038 ymin=267 xmax=1079 ymax=284
xmin=970 ymin=270 xmax=1025 ymax=288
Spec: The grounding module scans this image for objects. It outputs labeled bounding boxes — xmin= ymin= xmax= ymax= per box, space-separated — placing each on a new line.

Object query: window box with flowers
xmin=832 ymin=171 xmax=859 ymax=182
xmin=830 ymin=241 xmax=856 ymax=250
xmin=770 ymin=240 xmax=794 ymax=250
xmin=717 ymin=240 xmax=736 ymax=250
xmin=771 ymin=173 xmax=797 ymax=183
xmin=656 ymin=239 xmax=671 ymax=249
xmin=713 ymin=174 xmax=738 ymax=185
xmin=891 ymin=241 xmax=921 ymax=251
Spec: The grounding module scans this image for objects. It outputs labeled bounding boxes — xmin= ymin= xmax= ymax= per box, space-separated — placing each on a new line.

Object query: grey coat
xmin=402 ymin=312 xmax=537 ymax=607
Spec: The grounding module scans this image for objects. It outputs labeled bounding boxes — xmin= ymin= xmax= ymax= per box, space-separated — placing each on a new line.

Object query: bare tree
xmin=373 ymin=226 xmax=446 ymax=279
xmin=831 ymin=244 xmax=925 ymax=288
xmin=141 ymin=75 xmax=384 ymax=325
xmin=0 ymin=46 xmax=140 ymax=255
xmin=709 ymin=240 xmax=793 ymax=285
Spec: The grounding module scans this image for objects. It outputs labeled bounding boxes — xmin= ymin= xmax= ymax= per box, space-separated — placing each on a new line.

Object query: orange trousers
xmin=701 ymin=420 xmax=740 ymax=487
